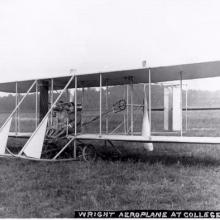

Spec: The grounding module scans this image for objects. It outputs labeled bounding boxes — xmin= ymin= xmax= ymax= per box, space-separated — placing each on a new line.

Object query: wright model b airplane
xmin=0 ymin=60 xmax=220 ymax=162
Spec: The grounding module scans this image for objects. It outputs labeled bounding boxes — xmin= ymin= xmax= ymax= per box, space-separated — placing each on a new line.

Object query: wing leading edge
xmin=1 ymin=60 xmax=220 ymax=93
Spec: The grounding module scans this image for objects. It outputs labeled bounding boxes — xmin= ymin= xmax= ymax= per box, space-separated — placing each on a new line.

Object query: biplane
xmin=1 ymin=60 xmax=220 ymax=161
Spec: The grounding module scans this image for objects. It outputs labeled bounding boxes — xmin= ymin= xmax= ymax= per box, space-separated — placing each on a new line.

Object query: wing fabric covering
xmin=21 ymin=116 xmax=49 ymax=159
xmin=0 ymin=118 xmax=12 ymax=155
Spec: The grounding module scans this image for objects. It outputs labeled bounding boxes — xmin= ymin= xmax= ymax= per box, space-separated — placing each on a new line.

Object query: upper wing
xmin=1 ymin=60 xmax=220 ymax=93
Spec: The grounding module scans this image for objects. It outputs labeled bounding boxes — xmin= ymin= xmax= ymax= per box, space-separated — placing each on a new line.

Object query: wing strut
xmin=0 ymin=80 xmax=37 ymax=155
xmin=18 ymin=74 xmax=75 ymax=159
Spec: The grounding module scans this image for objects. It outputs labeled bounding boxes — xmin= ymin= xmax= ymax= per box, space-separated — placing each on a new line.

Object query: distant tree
xmin=0 ymin=87 xmax=219 ymax=113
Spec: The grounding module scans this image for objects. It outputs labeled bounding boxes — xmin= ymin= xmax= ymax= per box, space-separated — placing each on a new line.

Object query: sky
xmin=1 ymin=0 xmax=220 ymax=90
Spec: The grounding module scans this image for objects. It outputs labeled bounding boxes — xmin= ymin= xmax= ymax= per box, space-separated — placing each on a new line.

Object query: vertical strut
xmin=74 ymin=76 xmax=77 ymax=136
xmin=74 ymin=75 xmax=77 ymax=159
xmin=148 ymin=68 xmax=152 ymax=137
xmin=130 ymin=81 xmax=134 ymax=135
xmin=35 ymin=80 xmax=38 ymax=129
xmin=50 ymin=79 xmax=54 ymax=126
xmin=18 ymin=93 xmax=20 ymax=133
xmin=126 ymin=84 xmax=129 ymax=134
xmin=180 ymin=71 xmax=183 ymax=136
xmin=124 ymin=85 xmax=127 ymax=134
xmin=144 ymin=83 xmax=147 ymax=104
xmin=15 ymin=82 xmax=18 ymax=135
xmin=81 ymin=87 xmax=84 ymax=108
xmin=81 ymin=86 xmax=84 ymax=132
xmin=185 ymin=84 xmax=188 ymax=131
xmin=99 ymin=73 xmax=102 ymax=136
xmin=105 ymin=81 xmax=109 ymax=134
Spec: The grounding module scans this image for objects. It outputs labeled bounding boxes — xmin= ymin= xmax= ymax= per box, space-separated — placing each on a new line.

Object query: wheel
xmin=82 ymin=144 xmax=97 ymax=162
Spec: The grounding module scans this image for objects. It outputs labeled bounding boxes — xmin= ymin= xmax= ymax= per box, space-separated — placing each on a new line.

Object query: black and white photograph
xmin=0 ymin=0 xmax=220 ymax=218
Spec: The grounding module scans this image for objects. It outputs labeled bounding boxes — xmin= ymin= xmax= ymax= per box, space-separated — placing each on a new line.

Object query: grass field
xmin=1 ymin=111 xmax=220 ymax=217
xmin=0 ymin=151 xmax=220 ymax=217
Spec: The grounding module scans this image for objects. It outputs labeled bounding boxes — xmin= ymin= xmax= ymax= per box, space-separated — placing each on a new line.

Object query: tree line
xmin=0 ymin=85 xmax=219 ymax=113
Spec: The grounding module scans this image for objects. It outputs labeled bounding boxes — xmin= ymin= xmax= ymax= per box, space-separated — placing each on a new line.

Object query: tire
xmin=82 ymin=144 xmax=97 ymax=162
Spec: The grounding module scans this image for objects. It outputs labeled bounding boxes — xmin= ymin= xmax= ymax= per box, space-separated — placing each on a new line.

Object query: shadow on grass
xmin=7 ymin=137 xmax=220 ymax=167
xmin=98 ymin=151 xmax=220 ymax=167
